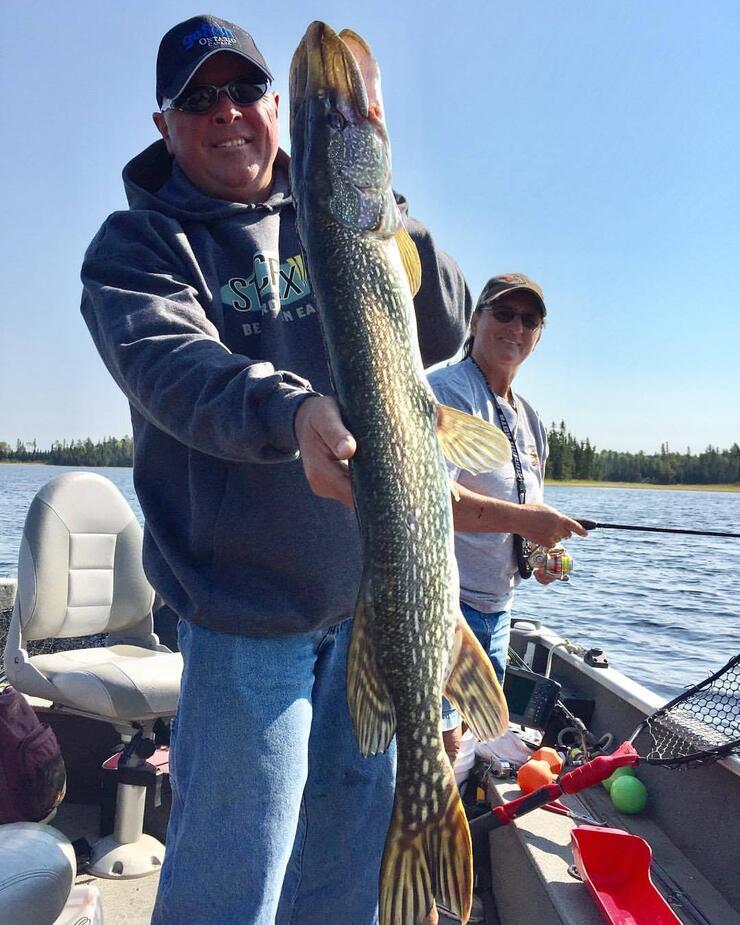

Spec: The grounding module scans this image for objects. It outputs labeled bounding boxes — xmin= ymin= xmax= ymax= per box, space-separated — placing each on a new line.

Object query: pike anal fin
xmin=436 ymin=404 xmax=511 ymax=475
xmin=380 ymin=763 xmax=473 ymax=925
xmin=445 ymin=616 xmax=509 ymax=742
xmin=347 ymin=577 xmax=396 ymax=755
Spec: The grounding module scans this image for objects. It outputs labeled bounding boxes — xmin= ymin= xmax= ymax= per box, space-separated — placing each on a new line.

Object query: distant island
xmin=2 ymin=425 xmax=739 ymax=487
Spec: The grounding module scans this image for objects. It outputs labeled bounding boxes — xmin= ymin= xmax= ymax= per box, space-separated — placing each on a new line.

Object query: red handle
xmin=469 ymin=781 xmax=562 ymax=835
xmin=559 ymin=741 xmax=639 ymax=794
xmin=468 ymin=742 xmax=640 ymax=837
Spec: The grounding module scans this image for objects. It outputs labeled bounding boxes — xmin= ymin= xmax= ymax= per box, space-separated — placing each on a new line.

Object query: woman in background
xmin=429 ymin=274 xmax=587 ymax=761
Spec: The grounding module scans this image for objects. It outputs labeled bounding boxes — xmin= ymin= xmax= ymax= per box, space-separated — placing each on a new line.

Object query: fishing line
xmin=577 ymin=519 xmax=740 ymax=539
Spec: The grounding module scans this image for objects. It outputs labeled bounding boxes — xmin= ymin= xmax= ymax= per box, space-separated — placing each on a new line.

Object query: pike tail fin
xmin=445 ymin=615 xmax=509 ymax=742
xmin=380 ymin=762 xmax=473 ymax=925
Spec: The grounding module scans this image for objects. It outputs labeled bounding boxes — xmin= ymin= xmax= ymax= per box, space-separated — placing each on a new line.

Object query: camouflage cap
xmin=476 ymin=273 xmax=547 ymax=317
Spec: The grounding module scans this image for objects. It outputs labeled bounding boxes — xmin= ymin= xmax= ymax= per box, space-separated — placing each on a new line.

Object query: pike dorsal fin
xmin=436 ymin=403 xmax=510 ymax=474
xmin=395 ymin=223 xmax=422 ymax=297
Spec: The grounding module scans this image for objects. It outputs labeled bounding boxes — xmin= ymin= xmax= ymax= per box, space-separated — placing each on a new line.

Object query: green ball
xmin=601 ymin=766 xmax=636 ymax=792
xmin=610 ymin=775 xmax=647 ymax=813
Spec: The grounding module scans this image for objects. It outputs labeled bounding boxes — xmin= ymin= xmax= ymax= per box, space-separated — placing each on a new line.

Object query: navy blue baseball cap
xmin=156 ymin=15 xmax=273 ymax=109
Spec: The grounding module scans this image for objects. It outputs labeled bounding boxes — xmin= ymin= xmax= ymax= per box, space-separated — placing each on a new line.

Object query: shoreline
xmin=1 ymin=461 xmax=738 ymax=492
xmin=546 ymin=479 xmax=740 ymax=493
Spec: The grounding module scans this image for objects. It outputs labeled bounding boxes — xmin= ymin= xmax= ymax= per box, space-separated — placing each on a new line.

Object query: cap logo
xmin=182 ymin=23 xmax=237 ymax=51
xmin=499 ymin=274 xmax=528 ymax=285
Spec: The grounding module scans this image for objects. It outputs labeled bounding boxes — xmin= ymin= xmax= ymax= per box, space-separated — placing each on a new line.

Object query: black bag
xmin=0 ymin=685 xmax=66 ymax=823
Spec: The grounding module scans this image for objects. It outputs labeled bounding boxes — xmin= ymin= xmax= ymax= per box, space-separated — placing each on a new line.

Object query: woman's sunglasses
xmin=482 ymin=305 xmax=542 ymax=330
xmin=162 ymin=78 xmax=269 ymax=114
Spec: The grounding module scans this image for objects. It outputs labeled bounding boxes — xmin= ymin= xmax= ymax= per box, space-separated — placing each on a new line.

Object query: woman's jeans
xmin=151 ymin=618 xmax=396 ymax=925
xmin=441 ymin=603 xmax=510 ymax=731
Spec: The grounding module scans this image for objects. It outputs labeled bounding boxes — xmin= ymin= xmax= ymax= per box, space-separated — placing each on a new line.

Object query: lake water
xmin=1 ymin=464 xmax=738 ymax=700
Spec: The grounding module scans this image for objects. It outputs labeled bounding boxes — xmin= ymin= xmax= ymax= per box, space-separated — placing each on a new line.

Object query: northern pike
xmin=289 ymin=23 xmax=511 ymax=925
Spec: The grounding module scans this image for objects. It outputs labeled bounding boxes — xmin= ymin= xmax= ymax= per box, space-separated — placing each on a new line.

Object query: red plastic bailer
xmin=571 ymin=826 xmax=681 ymax=925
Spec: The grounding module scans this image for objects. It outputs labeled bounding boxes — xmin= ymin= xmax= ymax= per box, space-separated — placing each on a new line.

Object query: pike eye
xmin=326 ymin=109 xmax=345 ymax=130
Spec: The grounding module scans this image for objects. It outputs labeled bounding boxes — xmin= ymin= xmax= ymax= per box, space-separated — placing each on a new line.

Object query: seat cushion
xmin=0 ymin=822 xmax=75 ymax=925
xmin=30 ymin=645 xmax=183 ymax=720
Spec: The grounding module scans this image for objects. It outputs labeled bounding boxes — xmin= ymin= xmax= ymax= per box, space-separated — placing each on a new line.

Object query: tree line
xmin=0 ymin=437 xmax=133 ymax=468
xmin=2 ymin=429 xmax=739 ymax=484
xmin=546 ymin=421 xmax=740 ymax=485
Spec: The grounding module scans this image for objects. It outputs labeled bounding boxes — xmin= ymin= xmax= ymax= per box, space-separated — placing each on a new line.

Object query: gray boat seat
xmin=3 ymin=471 xmax=181 ymax=719
xmin=3 ymin=471 xmax=183 ymax=879
xmin=0 ymin=822 xmax=76 ymax=925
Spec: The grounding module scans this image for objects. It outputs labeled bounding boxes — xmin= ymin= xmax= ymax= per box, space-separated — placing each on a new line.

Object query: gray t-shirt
xmin=428 ymin=358 xmax=548 ymax=612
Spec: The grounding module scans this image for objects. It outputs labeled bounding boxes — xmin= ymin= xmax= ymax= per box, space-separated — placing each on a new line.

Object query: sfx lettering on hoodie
xmin=221 ymin=250 xmax=315 ymax=337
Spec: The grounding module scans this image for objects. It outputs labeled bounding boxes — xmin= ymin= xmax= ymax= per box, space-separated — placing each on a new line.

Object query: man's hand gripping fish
xmin=289 ymin=23 xmax=510 ymax=925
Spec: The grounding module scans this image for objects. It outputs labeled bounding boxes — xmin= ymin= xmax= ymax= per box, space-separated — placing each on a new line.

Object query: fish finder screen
xmin=503 ymin=667 xmax=561 ymax=729
xmin=504 ymin=671 xmax=535 ymax=717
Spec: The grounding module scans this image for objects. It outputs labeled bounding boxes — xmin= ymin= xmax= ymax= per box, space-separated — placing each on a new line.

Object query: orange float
xmin=517 ymin=759 xmax=555 ymax=794
xmin=531 ymin=746 xmax=564 ymax=775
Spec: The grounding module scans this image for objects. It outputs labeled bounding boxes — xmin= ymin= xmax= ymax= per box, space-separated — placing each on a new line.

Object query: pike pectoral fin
xmin=437 ymin=404 xmax=511 ymax=474
xmin=396 ymin=223 xmax=422 ymax=297
xmin=347 ymin=579 xmax=396 ymax=756
xmin=445 ymin=615 xmax=509 ymax=742
xmin=380 ymin=762 xmax=472 ymax=925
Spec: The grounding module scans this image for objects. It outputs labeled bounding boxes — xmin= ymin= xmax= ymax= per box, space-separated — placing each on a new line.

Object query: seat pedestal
xmin=90 ymin=829 xmax=164 ymax=879
xmin=90 ymin=740 xmax=167 ymax=879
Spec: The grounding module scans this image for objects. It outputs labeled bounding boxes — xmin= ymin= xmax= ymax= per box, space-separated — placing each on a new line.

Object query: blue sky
xmin=1 ymin=1 xmax=738 ymax=454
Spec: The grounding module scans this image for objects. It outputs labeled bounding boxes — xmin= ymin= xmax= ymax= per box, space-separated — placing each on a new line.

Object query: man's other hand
xmin=294 ymin=396 xmax=356 ymax=508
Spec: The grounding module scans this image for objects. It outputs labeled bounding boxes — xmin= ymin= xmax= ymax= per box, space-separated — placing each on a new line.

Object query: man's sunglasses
xmin=481 ymin=305 xmax=542 ymax=330
xmin=162 ymin=78 xmax=269 ymax=114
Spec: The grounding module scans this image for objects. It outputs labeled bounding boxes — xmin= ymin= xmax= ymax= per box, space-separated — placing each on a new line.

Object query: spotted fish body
xmin=290 ymin=23 xmax=510 ymax=924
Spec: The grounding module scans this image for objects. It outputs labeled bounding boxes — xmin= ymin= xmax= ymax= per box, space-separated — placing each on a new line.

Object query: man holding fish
xmin=82 ymin=13 xmax=581 ymax=925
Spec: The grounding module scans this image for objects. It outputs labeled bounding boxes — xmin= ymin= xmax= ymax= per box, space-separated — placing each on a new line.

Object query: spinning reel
xmin=514 ymin=535 xmax=573 ymax=581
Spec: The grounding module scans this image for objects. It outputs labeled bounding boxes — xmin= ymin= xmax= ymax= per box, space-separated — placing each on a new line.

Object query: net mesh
xmin=635 ymin=655 xmax=740 ymax=768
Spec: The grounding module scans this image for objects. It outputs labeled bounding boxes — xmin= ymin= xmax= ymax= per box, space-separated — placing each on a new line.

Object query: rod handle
xmin=577 ymin=518 xmax=598 ymax=530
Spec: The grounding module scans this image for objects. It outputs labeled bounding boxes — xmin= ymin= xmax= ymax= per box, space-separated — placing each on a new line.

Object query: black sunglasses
xmin=482 ymin=306 xmax=542 ymax=330
xmin=162 ymin=78 xmax=269 ymax=114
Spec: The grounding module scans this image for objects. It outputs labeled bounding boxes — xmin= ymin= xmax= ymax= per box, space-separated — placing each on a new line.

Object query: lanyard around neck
xmin=469 ymin=357 xmax=526 ymax=505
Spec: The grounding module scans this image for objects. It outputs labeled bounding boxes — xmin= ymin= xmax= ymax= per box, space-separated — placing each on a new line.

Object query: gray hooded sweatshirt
xmin=81 ymin=140 xmax=471 ymax=637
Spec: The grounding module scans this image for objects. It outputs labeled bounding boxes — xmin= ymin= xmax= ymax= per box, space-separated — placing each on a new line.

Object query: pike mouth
xmin=290 ymin=21 xmax=371 ymax=122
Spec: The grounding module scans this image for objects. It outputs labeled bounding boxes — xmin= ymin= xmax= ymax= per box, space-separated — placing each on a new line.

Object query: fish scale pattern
xmin=289 ymin=25 xmax=492 ymax=912
xmin=313 ymin=224 xmax=459 ymax=827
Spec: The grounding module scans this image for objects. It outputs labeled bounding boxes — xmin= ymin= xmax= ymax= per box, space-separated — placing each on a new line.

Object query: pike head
xmin=289 ymin=22 xmax=400 ymax=241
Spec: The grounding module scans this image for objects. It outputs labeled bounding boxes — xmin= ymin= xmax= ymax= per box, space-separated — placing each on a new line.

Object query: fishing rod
xmin=517 ymin=517 xmax=740 ymax=581
xmin=577 ymin=519 xmax=740 ymax=539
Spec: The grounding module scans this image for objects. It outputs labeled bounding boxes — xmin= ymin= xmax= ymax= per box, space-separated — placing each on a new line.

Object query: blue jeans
xmin=441 ymin=604 xmax=510 ymax=731
xmin=151 ymin=618 xmax=396 ymax=925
